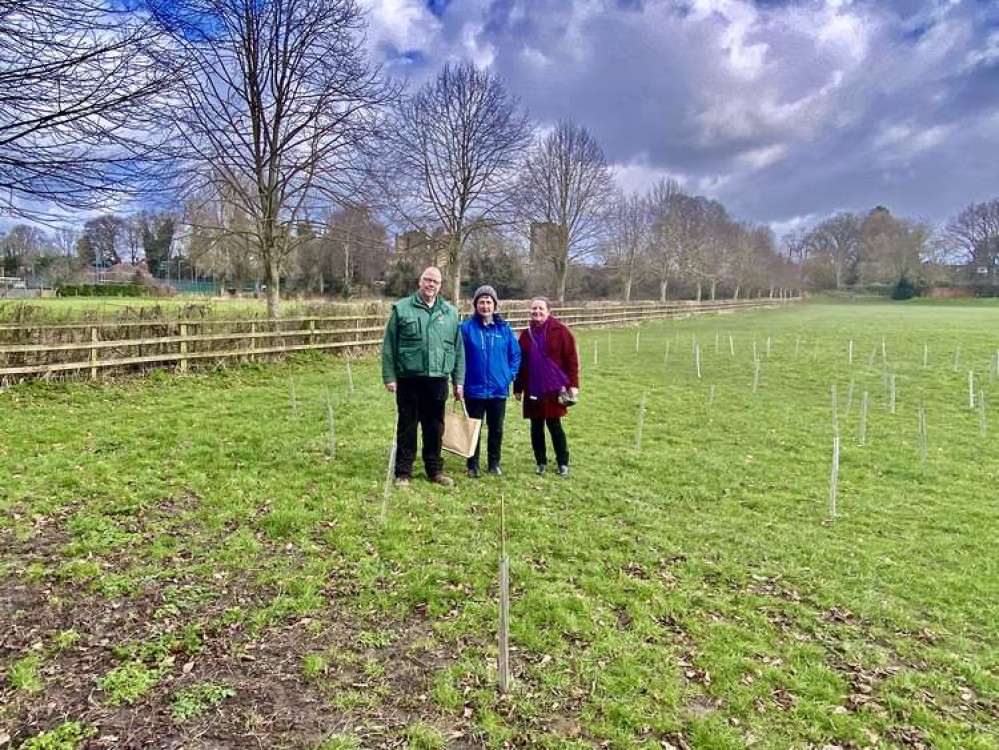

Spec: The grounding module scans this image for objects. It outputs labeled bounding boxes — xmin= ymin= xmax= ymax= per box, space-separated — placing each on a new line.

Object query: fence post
xmin=250 ymin=322 xmax=256 ymax=362
xmin=179 ymin=323 xmax=188 ymax=373
xmin=309 ymin=318 xmax=316 ymax=346
xmin=90 ymin=326 xmax=98 ymax=380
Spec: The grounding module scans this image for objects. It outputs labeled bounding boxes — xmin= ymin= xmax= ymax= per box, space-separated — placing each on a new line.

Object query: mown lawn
xmin=1 ymin=301 xmax=997 ymax=749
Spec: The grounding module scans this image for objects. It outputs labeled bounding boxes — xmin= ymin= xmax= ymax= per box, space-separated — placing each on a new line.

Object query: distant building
xmin=393 ymin=228 xmax=450 ymax=271
xmin=0 ymin=275 xmax=26 ymax=289
xmin=530 ymin=222 xmax=558 ymax=265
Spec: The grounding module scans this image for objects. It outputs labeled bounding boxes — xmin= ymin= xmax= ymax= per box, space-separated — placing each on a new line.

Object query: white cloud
xmin=736 ymin=144 xmax=788 ymax=170
xmin=963 ymin=30 xmax=999 ymax=71
xmin=769 ymin=213 xmax=819 ymax=239
xmin=612 ymin=159 xmax=689 ymax=194
xmin=874 ymin=122 xmax=952 ymax=160
xmin=361 ymin=0 xmax=441 ymax=56
xmin=458 ymin=22 xmax=495 ymax=68
xmin=368 ymin=0 xmax=998 ymax=225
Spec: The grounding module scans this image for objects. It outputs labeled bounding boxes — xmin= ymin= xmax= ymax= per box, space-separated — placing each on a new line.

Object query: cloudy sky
xmin=362 ymin=0 xmax=999 ymax=236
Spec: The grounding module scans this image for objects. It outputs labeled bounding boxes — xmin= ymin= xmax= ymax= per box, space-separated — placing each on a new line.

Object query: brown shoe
xmin=429 ymin=474 xmax=454 ymax=487
xmin=393 ymin=476 xmax=410 ymax=488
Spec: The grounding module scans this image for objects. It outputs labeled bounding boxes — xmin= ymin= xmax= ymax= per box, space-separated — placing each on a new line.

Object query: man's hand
xmin=385 ymin=382 xmax=397 ymax=393
xmin=453 ymin=384 xmax=464 ymax=400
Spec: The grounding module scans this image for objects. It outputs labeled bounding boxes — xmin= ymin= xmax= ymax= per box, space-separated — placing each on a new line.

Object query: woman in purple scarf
xmin=513 ymin=297 xmax=580 ymax=477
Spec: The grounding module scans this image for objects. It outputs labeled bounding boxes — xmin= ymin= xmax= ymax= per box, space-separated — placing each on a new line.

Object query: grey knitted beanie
xmin=472 ymin=285 xmax=499 ymax=308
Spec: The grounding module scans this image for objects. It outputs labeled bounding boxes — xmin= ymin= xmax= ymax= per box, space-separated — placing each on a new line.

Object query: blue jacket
xmin=460 ymin=314 xmax=521 ymax=400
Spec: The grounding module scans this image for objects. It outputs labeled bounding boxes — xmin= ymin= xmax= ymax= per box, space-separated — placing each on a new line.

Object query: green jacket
xmin=382 ymin=292 xmax=465 ymax=385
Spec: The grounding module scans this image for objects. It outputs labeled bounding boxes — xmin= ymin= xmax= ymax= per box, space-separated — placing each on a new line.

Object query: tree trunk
xmin=266 ymin=261 xmax=280 ymax=318
xmin=734 ymin=285 xmax=740 ymax=300
xmin=659 ymin=276 xmax=669 ymax=303
xmin=769 ymin=286 xmax=774 ymax=299
xmin=343 ymin=235 xmax=351 ymax=295
xmin=710 ymin=279 xmax=717 ymax=300
xmin=696 ymin=280 xmax=702 ymax=302
xmin=553 ymin=257 xmax=568 ymax=303
xmin=623 ymin=274 xmax=633 ymax=303
xmin=448 ymin=234 xmax=462 ymax=302
xmin=556 ymin=266 xmax=568 ymax=303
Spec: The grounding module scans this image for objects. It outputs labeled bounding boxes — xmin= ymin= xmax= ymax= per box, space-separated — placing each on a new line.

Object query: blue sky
xmin=362 ymin=0 xmax=999 ymax=235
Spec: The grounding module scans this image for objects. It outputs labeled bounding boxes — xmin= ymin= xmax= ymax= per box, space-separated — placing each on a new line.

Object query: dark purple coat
xmin=513 ymin=317 xmax=580 ymax=420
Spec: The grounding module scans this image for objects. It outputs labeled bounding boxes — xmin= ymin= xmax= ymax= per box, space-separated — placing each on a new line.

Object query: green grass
xmin=0 ymin=296 xmax=389 ymax=324
xmin=170 ymin=682 xmax=234 ymax=722
xmin=1 ymin=300 xmax=998 ymax=747
xmin=15 ymin=722 xmax=96 ymax=750
xmin=97 ymin=661 xmax=165 ymax=706
xmin=9 ymin=654 xmax=43 ymax=692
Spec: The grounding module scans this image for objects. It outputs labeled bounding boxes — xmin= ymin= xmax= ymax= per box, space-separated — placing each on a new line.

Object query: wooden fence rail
xmin=0 ymin=298 xmax=794 ymax=384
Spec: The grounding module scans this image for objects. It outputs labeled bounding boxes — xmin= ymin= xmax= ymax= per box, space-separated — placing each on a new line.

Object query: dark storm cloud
xmin=363 ymin=0 xmax=999 ymax=232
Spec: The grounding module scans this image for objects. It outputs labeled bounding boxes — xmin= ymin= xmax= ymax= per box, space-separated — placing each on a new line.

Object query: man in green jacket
xmin=382 ymin=266 xmax=465 ymax=487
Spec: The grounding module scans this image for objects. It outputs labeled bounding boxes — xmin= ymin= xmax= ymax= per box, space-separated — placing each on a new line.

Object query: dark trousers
xmin=395 ymin=377 xmax=448 ymax=478
xmin=465 ymin=397 xmax=507 ymax=471
xmin=530 ymin=418 xmax=569 ymax=467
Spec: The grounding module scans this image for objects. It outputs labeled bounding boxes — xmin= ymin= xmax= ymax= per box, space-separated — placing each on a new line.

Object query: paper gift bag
xmin=442 ymin=402 xmax=482 ymax=458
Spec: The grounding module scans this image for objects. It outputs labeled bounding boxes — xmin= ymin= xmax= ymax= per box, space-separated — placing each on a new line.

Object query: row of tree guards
xmin=284 ymin=323 xmax=992 ymax=694
xmin=621 ymin=327 xmax=994 ymax=527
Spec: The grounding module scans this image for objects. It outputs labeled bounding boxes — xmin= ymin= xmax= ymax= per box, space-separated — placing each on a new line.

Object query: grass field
xmin=1 ymin=301 xmax=997 ymax=749
xmin=0 ymin=297 xmax=390 ymax=324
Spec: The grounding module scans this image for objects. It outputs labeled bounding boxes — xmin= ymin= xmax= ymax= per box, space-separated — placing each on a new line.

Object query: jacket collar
xmin=413 ymin=291 xmax=441 ymax=312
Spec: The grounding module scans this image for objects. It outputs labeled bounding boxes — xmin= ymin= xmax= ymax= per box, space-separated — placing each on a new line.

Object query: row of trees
xmin=786 ymin=198 xmax=999 ymax=292
xmin=3 ymin=0 xmax=997 ymax=307
xmin=602 ymin=179 xmax=795 ymax=302
xmin=4 ymin=194 xmax=998 ymax=300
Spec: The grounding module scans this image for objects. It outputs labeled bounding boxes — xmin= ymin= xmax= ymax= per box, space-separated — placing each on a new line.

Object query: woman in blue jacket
xmin=460 ymin=285 xmax=521 ymax=477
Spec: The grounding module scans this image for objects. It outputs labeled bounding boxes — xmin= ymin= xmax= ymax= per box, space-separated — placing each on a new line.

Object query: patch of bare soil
xmin=1 ymin=574 xmax=480 ymax=750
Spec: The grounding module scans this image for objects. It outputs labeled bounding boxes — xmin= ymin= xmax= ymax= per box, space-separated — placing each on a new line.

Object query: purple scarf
xmin=528 ymin=319 xmax=569 ymax=399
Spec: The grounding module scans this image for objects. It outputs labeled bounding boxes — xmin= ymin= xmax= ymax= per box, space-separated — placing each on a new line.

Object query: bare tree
xmin=325 ymin=206 xmax=389 ymax=294
xmin=148 ymin=0 xmax=393 ymax=316
xmin=379 ymin=62 xmax=530 ymax=301
xmin=689 ymin=197 xmax=731 ymax=301
xmin=733 ymin=223 xmax=780 ymax=298
xmin=645 ymin=178 xmax=683 ymax=302
xmin=517 ymin=121 xmax=614 ymax=302
xmin=946 ymin=198 xmax=999 ymax=278
xmin=802 ymin=213 xmax=861 ymax=290
xmin=604 ymin=190 xmax=649 ymax=302
xmin=781 ymin=230 xmax=807 ymax=263
xmin=182 ymin=187 xmax=260 ymax=294
xmin=53 ymin=227 xmax=82 ymax=257
xmin=0 ymin=1 xmax=170 ymax=218
xmin=1 ymin=223 xmax=51 ymax=276
xmin=289 ymin=206 xmax=387 ymax=295
xmin=649 ymin=188 xmax=715 ymax=301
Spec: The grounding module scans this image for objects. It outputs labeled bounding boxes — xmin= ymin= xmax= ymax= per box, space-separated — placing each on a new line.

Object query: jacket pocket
xmin=396 ymin=318 xmax=424 ymax=374
xmin=398 ymin=318 xmax=421 ymax=340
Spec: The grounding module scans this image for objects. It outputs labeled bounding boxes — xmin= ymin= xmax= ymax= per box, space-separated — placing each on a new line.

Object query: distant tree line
xmin=2 ymin=0 xmax=997 ymax=306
